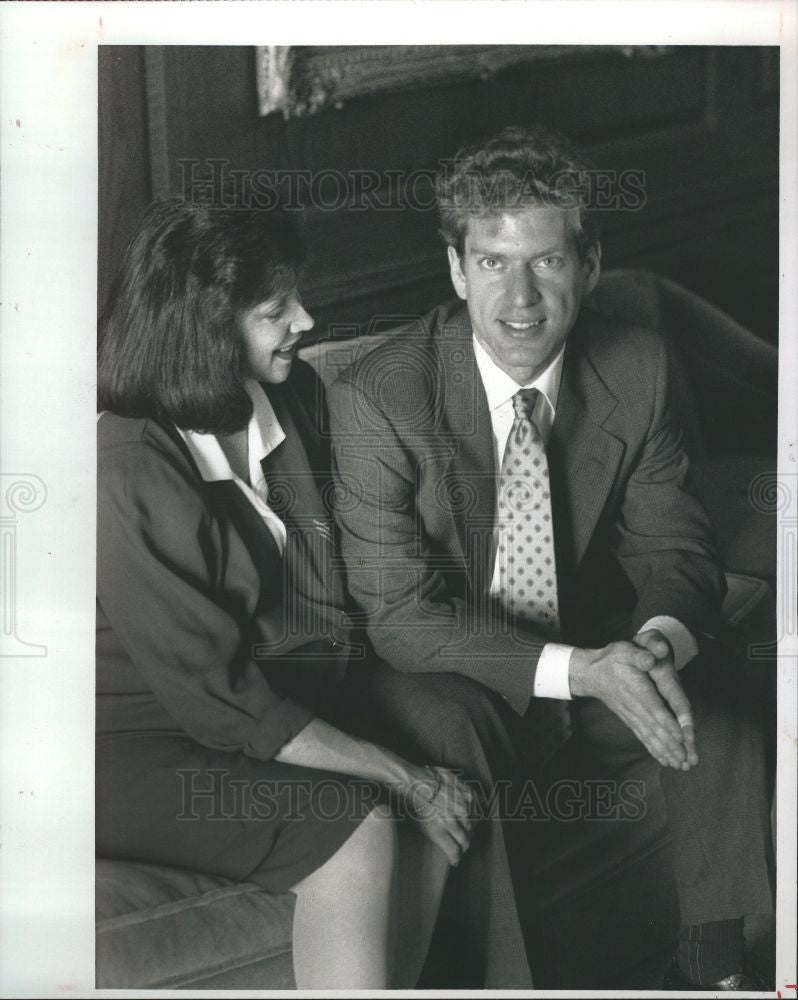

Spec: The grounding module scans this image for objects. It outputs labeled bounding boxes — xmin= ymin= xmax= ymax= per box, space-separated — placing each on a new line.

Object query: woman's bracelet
xmin=412 ymin=765 xmax=443 ymax=817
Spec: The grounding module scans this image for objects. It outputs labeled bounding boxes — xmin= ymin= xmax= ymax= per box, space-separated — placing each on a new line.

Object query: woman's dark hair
xmin=436 ymin=125 xmax=599 ymax=260
xmin=98 ymin=193 xmax=304 ymax=433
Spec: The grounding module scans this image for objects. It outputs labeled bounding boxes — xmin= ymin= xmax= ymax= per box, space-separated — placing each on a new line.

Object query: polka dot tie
xmin=497 ymin=388 xmax=572 ymax=761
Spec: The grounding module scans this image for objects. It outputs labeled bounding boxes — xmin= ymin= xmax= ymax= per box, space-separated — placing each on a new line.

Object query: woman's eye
xmin=259 ymin=302 xmax=286 ymax=322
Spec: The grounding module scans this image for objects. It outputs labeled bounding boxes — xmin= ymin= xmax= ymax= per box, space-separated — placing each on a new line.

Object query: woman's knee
xmin=331 ymin=801 xmax=398 ymax=891
xmin=354 ymin=801 xmax=398 ymax=875
xmin=291 ymin=802 xmax=397 ymax=897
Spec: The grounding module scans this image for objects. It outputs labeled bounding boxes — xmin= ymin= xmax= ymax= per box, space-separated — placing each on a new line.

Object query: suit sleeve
xmin=615 ymin=337 xmax=726 ymax=639
xmin=328 ymin=374 xmax=544 ymax=716
xmin=97 ymin=435 xmax=313 ymax=760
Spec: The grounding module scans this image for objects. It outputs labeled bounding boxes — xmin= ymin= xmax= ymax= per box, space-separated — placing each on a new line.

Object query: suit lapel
xmin=260 ymin=379 xmax=342 ymax=608
xmin=436 ymin=312 xmax=497 ymax=595
xmin=210 ymin=480 xmax=285 ymax=585
xmin=549 ymin=313 xmax=626 ymax=569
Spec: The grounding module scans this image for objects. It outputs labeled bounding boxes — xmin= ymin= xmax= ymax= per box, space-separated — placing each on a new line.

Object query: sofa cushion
xmin=96 ymin=859 xmax=295 ymax=988
xmin=300 ymin=332 xmax=388 ymax=387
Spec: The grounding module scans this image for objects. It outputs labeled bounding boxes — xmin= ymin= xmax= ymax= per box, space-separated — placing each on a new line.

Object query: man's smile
xmin=500 ymin=318 xmax=546 ymax=332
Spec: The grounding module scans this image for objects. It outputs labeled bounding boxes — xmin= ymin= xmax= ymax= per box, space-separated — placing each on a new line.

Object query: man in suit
xmin=327 ymin=126 xmax=773 ymax=989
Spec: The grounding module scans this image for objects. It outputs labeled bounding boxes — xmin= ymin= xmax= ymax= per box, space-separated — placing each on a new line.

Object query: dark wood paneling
xmin=97 ymin=45 xmax=779 ymax=345
xmin=98 ymin=47 xmax=151 ymax=316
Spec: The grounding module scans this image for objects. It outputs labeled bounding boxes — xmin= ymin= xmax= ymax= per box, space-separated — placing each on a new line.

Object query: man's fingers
xmin=633 ymin=679 xmax=685 ymax=747
xmin=650 ymin=705 xmax=685 ymax=747
xmin=630 ymin=647 xmax=657 ymax=672
xmin=628 ymin=719 xmax=679 ymax=769
xmin=590 ymin=642 xmax=698 ymax=770
xmin=620 ymin=682 xmax=686 ymax=765
xmin=642 ymin=727 xmax=684 ymax=768
xmin=634 ymin=629 xmax=672 ymax=661
xmin=620 ymin=702 xmax=684 ymax=767
xmin=678 ymin=719 xmax=698 ymax=767
xmin=651 ymin=670 xmax=698 ymax=768
xmin=654 ymin=671 xmax=690 ymax=715
xmin=626 ymin=695 xmax=692 ymax=769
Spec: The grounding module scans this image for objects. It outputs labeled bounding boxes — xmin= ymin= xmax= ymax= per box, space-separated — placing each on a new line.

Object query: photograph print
xmin=95 ymin=41 xmax=780 ymax=991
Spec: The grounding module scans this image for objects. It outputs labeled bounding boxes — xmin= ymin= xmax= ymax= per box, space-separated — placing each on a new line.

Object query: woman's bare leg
xmin=290 ymin=803 xmax=397 ymax=988
xmin=392 ymin=823 xmax=450 ymax=987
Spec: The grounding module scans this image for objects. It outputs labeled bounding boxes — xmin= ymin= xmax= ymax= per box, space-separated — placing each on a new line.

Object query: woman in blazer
xmin=96 ymin=193 xmax=473 ymax=988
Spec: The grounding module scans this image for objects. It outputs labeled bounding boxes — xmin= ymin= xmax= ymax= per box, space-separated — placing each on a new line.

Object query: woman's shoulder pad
xmin=98 ymin=414 xmax=199 ymax=493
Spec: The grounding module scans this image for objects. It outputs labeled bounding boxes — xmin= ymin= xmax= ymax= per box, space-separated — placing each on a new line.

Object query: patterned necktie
xmin=496 ymin=388 xmax=572 ymax=761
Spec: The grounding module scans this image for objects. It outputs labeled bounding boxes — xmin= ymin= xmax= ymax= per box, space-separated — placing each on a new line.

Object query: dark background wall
xmin=99 ymin=45 xmax=779 ymax=343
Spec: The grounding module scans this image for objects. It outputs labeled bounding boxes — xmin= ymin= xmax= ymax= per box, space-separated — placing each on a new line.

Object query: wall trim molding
xmin=144 ymin=48 xmax=170 ymax=200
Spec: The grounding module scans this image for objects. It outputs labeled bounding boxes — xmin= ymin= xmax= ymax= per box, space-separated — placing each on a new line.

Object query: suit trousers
xmin=332 ymin=648 xmax=773 ymax=985
xmin=332 ymin=661 xmax=535 ymax=989
xmin=564 ymin=648 xmax=775 ymax=927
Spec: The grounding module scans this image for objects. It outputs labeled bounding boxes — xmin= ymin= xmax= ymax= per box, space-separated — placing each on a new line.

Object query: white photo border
xmin=0 ymin=2 xmax=794 ymax=996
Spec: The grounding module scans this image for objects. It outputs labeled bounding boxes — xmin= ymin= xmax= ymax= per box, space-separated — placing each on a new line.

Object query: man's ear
xmin=447 ymin=245 xmax=467 ymax=301
xmin=582 ymin=241 xmax=602 ymax=295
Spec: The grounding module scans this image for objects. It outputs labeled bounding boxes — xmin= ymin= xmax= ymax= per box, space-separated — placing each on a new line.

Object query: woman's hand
xmin=275 ymin=718 xmax=476 ymax=865
xmin=396 ymin=764 xmax=476 ymax=867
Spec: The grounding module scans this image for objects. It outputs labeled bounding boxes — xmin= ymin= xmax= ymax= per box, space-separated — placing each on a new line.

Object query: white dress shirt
xmin=472 ymin=336 xmax=698 ymax=699
xmin=177 ymin=379 xmax=288 ymax=555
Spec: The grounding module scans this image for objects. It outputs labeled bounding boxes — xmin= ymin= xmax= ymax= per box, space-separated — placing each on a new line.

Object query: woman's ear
xmin=447 ymin=245 xmax=468 ymax=301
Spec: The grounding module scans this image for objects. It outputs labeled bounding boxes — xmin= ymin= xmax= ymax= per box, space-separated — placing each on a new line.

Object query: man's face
xmin=448 ymin=205 xmax=600 ymax=384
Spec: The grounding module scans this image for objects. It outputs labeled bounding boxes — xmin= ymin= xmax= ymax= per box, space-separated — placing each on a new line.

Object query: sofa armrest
xmin=693 ymin=455 xmax=776 ymax=581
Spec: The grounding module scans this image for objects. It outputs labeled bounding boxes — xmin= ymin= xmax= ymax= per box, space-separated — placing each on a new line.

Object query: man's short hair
xmin=436 ymin=125 xmax=599 ymax=258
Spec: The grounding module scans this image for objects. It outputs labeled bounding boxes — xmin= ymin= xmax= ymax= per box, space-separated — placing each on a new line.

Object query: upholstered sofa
xmin=96 ymin=270 xmax=777 ymax=989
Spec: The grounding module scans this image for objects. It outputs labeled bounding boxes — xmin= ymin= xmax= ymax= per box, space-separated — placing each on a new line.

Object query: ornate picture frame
xmin=255 ymin=44 xmax=640 ymax=118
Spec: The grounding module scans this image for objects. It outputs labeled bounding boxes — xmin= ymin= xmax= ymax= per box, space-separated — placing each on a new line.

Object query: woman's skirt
xmin=96 ymin=732 xmax=380 ymax=893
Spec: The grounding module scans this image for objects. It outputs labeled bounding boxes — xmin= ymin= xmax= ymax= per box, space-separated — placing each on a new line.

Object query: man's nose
xmin=507 ymin=268 xmax=542 ymax=308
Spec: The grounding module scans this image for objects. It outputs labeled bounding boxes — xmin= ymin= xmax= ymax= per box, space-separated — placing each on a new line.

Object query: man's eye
xmin=537 ymin=256 xmax=563 ymax=269
xmin=480 ymin=257 xmax=502 ymax=270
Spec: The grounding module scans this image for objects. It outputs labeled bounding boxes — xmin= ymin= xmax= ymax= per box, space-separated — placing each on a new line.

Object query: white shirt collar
xmin=472 ymin=335 xmax=565 ymax=420
xmin=177 ymin=380 xmax=286 ymax=490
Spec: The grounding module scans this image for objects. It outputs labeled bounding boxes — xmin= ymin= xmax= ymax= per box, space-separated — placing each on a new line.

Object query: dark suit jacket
xmin=97 ymin=360 xmax=352 ymax=760
xmin=327 ymin=301 xmax=726 ymax=715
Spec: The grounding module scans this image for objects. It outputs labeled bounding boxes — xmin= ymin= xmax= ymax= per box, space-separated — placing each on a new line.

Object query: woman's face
xmin=238 ymin=289 xmax=314 ymax=383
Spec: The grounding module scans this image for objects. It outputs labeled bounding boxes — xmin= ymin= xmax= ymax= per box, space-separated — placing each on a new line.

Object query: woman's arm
xmin=276 ymin=717 xmax=473 ymax=865
xmin=99 ymin=420 xmax=473 ymax=863
xmin=98 ymin=423 xmax=313 ymax=759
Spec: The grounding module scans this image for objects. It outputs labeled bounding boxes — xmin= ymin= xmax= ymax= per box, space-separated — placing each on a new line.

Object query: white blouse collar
xmin=177 ymin=379 xmax=286 ymax=489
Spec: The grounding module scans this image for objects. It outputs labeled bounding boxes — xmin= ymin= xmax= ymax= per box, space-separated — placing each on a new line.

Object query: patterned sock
xmin=676 ymin=918 xmax=745 ymax=984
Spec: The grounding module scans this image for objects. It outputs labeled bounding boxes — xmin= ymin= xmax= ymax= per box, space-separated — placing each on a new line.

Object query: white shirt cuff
xmin=639 ymin=616 xmax=698 ymax=671
xmin=533 ymin=642 xmax=575 ymax=700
